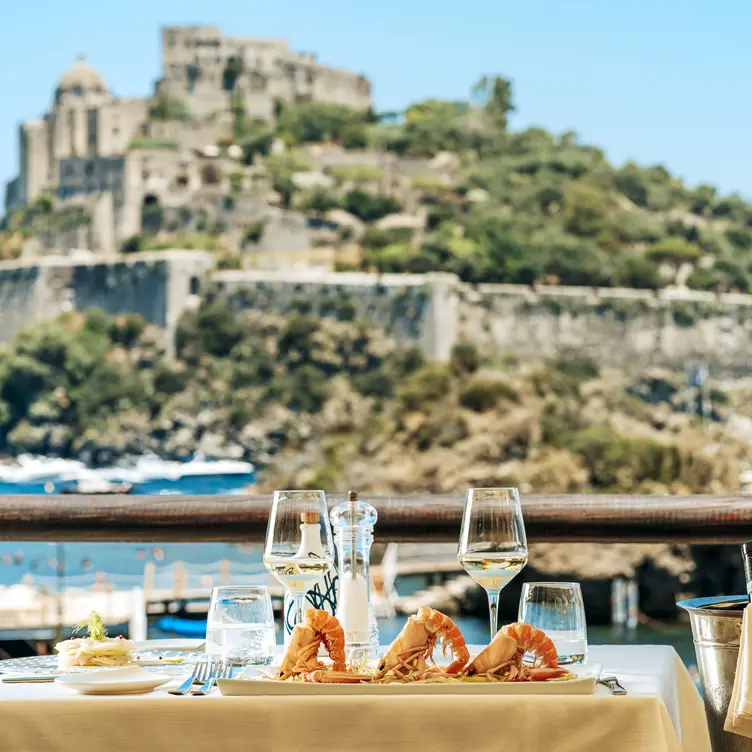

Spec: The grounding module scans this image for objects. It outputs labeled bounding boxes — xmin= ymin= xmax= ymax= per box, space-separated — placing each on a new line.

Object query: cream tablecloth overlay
xmin=0 ymin=645 xmax=710 ymax=752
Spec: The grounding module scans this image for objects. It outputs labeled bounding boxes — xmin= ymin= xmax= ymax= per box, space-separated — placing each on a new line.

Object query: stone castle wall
xmin=0 ymin=251 xmax=212 ymax=344
xmin=1 ymin=255 xmax=752 ymax=375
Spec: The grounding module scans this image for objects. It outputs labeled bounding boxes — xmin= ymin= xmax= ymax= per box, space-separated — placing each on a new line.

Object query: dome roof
xmin=57 ymin=56 xmax=108 ymax=95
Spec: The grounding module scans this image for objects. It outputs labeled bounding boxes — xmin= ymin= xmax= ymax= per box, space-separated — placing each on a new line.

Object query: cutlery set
xmin=168 ymin=659 xmax=233 ymax=696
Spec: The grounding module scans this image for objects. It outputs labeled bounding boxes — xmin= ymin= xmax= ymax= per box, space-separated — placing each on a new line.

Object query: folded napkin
xmin=725 ymin=603 xmax=752 ymax=737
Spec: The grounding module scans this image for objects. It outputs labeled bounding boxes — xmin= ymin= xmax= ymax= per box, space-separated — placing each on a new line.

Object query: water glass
xmin=206 ymin=586 xmax=275 ymax=666
xmin=518 ymin=582 xmax=587 ymax=665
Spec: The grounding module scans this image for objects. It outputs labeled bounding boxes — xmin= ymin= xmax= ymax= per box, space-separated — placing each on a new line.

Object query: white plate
xmin=55 ymin=666 xmax=172 ymax=695
xmin=218 ymin=664 xmax=600 ymax=696
xmin=133 ymin=639 xmax=204 ymax=652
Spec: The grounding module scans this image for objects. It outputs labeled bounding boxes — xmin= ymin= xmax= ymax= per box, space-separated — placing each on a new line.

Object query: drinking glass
xmin=263 ymin=489 xmax=335 ymax=629
xmin=206 ymin=586 xmax=275 ymax=666
xmin=518 ymin=582 xmax=587 ymax=665
xmin=458 ymin=487 xmax=528 ymax=639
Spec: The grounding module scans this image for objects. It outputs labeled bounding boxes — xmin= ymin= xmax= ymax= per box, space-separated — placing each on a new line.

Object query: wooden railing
xmin=0 ymin=494 xmax=750 ymax=543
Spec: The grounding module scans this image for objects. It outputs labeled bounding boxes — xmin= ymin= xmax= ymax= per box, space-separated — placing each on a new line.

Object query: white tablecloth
xmin=0 ymin=644 xmax=709 ymax=752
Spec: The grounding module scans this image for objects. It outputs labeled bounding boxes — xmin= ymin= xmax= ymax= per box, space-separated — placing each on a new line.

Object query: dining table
xmin=0 ymin=643 xmax=710 ymax=752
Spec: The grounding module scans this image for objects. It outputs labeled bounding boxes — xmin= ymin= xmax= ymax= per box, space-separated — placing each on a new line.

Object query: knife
xmin=2 ymin=675 xmax=58 ymax=683
xmin=597 ymin=675 xmax=627 ymax=695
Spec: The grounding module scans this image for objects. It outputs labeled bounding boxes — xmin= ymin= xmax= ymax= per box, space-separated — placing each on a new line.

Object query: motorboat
xmin=98 ymin=454 xmax=254 ymax=484
xmin=0 ymin=456 xmax=86 ymax=484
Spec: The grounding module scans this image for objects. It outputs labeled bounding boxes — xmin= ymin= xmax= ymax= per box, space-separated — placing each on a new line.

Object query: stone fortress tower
xmin=5 ymin=26 xmax=372 ymax=253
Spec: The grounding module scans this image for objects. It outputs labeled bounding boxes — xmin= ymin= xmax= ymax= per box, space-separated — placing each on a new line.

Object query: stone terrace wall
xmin=0 ymin=251 xmax=212 ymax=345
xmin=2 ymin=255 xmax=752 ymax=375
xmin=211 ymin=270 xmax=458 ymax=361
xmin=457 ymin=283 xmax=752 ymax=376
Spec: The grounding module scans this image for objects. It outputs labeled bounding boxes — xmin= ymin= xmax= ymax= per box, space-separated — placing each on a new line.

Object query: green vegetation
xmin=148 ymin=95 xmax=192 ymax=122
xmin=261 ymin=75 xmax=752 ymax=292
xmin=0 ymin=298 xmax=739 ymax=494
xmin=126 ymin=138 xmax=179 ymax=151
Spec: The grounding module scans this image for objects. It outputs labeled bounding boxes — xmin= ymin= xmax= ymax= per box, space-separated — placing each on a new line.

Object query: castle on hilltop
xmin=4 ymin=26 xmax=372 ymax=252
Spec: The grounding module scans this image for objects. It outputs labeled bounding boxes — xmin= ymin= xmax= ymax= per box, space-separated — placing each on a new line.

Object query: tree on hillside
xmin=276 ymin=102 xmax=367 ymax=145
xmin=472 ymin=75 xmax=515 ymax=128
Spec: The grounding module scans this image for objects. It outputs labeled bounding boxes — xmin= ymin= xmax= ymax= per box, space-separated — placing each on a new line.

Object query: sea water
xmin=206 ymin=623 xmax=276 ymax=666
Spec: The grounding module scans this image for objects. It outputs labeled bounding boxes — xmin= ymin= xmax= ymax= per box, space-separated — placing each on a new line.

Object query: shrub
xmin=121 ymin=234 xmax=145 ymax=254
xmin=243 ymin=220 xmax=266 ymax=246
xmin=149 ymin=96 xmax=191 ymax=122
xmin=153 ymin=361 xmax=189 ymax=396
xmin=554 ymin=425 xmax=682 ymax=489
xmin=414 ymin=410 xmax=468 ymax=450
xmin=292 ymin=188 xmax=341 ymax=214
xmin=552 ymin=355 xmax=599 ymax=382
xmin=331 ymin=165 xmax=383 ymax=183
xmin=126 ymin=138 xmax=179 ymax=151
xmin=398 ymin=364 xmax=452 ymax=412
xmin=612 ymin=254 xmax=662 ymax=289
xmin=109 ymin=315 xmax=146 ymax=348
xmin=343 ymin=190 xmax=403 ymax=222
xmin=645 ymin=237 xmax=702 ymax=265
xmin=459 ymin=377 xmax=519 ymax=412
xmin=217 ymin=253 xmax=243 ymax=270
xmin=450 ymin=341 xmax=480 ymax=376
xmin=362 ymin=227 xmax=413 ymax=249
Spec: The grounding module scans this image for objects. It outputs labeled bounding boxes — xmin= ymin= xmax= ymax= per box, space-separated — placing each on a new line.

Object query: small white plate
xmin=133 ymin=639 xmax=204 ymax=652
xmin=55 ymin=666 xmax=172 ymax=695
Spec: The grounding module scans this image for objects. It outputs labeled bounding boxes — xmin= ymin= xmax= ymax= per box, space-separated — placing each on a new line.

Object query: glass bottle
xmin=330 ymin=490 xmax=379 ymax=668
xmin=282 ymin=510 xmax=339 ymax=650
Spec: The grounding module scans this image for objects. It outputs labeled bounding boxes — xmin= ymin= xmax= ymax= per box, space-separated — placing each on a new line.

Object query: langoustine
xmin=276 ymin=609 xmax=347 ymax=680
xmin=377 ymin=606 xmax=470 ymax=679
xmin=465 ymin=622 xmax=571 ymax=681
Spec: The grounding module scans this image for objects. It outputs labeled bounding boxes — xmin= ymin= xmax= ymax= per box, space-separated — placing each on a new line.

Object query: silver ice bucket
xmin=678 ymin=595 xmax=752 ymax=752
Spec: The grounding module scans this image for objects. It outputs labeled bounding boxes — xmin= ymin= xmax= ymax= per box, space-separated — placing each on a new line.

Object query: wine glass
xmin=457 ymin=487 xmax=528 ymax=639
xmin=263 ymin=490 xmax=334 ymax=629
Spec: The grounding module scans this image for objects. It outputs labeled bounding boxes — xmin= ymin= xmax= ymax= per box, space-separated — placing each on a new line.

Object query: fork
xmin=191 ymin=659 xmax=225 ymax=696
xmin=169 ymin=659 xmax=210 ymax=696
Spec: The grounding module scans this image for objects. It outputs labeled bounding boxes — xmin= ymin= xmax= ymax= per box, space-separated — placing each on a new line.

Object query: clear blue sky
xmin=2 ymin=0 xmax=750 ymax=199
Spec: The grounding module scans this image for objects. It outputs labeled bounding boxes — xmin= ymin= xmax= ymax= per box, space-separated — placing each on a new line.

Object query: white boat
xmin=98 ymin=454 xmax=254 ymax=483
xmin=0 ymin=455 xmax=87 ymax=484
xmin=0 ymin=453 xmax=254 ymax=487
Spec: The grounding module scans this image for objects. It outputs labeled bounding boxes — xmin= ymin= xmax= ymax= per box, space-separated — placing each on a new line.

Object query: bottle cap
xmin=300 ymin=511 xmax=320 ymax=524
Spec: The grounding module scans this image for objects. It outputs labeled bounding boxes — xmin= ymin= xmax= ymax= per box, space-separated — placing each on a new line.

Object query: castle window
xmin=186 ymin=65 xmax=200 ymax=93
xmin=189 ymin=276 xmax=201 ymax=295
xmin=175 ymin=175 xmax=189 ymax=189
xmin=85 ymin=162 xmax=94 ymax=178
xmin=73 ymin=86 xmax=83 ymax=97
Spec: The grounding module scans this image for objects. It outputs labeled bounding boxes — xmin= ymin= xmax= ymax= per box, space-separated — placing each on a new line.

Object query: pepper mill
xmin=330 ymin=490 xmax=379 ymax=667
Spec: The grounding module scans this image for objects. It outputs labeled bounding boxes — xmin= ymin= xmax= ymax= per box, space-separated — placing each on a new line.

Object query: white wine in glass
xmin=457 ymin=488 xmax=528 ymax=639
xmin=263 ymin=490 xmax=335 ymax=629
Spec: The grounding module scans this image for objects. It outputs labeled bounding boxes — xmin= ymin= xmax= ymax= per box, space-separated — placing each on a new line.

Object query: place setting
xmin=202 ymin=487 xmax=609 ymax=696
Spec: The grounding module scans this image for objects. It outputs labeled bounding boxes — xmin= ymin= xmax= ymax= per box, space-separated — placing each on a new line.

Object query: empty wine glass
xmin=457 ymin=487 xmax=528 ymax=639
xmin=263 ymin=490 xmax=335 ymax=629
